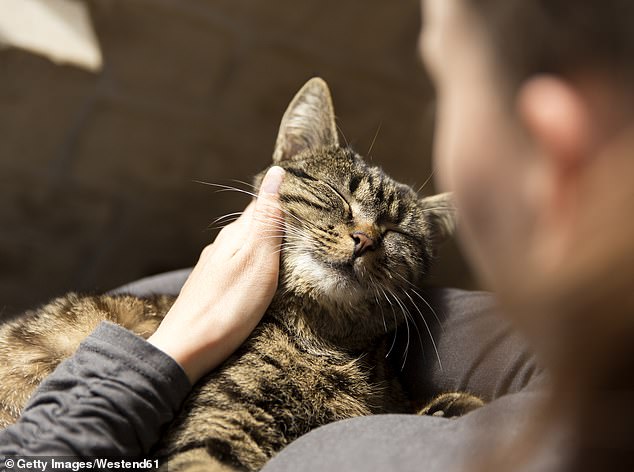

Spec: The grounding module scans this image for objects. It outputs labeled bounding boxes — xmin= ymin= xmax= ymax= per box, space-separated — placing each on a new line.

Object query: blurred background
xmin=0 ymin=0 xmax=474 ymax=316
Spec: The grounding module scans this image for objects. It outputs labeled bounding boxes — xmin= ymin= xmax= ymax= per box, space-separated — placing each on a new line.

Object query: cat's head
xmin=255 ymin=78 xmax=454 ymax=337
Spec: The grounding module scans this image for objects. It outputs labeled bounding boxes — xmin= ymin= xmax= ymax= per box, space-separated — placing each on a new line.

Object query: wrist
xmin=147 ymin=331 xmax=209 ymax=384
xmin=147 ymin=323 xmax=241 ymax=384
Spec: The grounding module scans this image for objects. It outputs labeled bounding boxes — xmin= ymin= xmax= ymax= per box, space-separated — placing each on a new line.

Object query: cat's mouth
xmin=326 ymin=260 xmax=355 ymax=275
xmin=286 ymin=253 xmax=371 ymax=304
xmin=327 ymin=258 xmax=373 ymax=282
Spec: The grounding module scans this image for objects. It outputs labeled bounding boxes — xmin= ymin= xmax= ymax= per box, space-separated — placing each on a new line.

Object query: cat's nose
xmin=351 ymin=231 xmax=375 ymax=257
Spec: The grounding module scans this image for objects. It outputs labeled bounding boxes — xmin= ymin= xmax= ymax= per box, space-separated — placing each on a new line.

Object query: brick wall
xmin=0 ymin=0 xmax=474 ymax=315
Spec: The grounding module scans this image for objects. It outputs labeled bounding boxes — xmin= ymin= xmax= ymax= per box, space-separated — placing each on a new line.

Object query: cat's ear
xmin=419 ymin=192 xmax=456 ymax=245
xmin=273 ymin=77 xmax=339 ymax=163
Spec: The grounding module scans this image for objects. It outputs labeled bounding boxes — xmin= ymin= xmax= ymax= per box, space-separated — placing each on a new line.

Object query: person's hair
xmin=465 ymin=0 xmax=634 ymax=93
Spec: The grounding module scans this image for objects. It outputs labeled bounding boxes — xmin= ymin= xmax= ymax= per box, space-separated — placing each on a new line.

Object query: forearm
xmin=0 ymin=322 xmax=191 ymax=456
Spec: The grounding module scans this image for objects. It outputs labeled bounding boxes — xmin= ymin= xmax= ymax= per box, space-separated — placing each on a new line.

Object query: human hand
xmin=147 ymin=166 xmax=285 ymax=383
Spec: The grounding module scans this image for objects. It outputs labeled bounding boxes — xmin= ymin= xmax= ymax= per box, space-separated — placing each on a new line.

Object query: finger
xmin=248 ymin=166 xmax=285 ymax=254
xmin=233 ymin=200 xmax=256 ymax=232
xmin=212 ymin=200 xmax=257 ymax=256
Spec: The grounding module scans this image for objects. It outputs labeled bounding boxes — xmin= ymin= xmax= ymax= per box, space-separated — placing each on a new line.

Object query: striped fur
xmin=0 ymin=78 xmax=458 ymax=471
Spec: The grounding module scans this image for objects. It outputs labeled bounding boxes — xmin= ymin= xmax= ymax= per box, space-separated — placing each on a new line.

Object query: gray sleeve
xmin=0 ymin=322 xmax=191 ymax=456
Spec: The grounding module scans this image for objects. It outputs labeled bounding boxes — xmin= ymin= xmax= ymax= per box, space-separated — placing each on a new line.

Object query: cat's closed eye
xmin=323 ymin=182 xmax=351 ymax=215
xmin=384 ymin=227 xmax=414 ymax=239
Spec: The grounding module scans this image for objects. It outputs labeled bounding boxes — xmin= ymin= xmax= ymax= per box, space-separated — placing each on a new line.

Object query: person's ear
xmin=516 ymin=75 xmax=596 ymax=173
xmin=516 ymin=76 xmax=597 ymax=270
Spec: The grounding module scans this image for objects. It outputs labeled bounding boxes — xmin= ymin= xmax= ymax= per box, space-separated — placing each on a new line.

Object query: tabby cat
xmin=0 ymin=78 xmax=477 ymax=471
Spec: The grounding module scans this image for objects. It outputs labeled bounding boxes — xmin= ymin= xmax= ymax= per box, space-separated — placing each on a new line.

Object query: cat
xmin=0 ymin=78 xmax=478 ymax=471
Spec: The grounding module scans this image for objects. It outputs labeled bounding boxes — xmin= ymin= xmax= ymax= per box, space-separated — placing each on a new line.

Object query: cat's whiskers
xmin=420 ymin=206 xmax=453 ymax=213
xmin=209 ymin=222 xmax=240 ymax=231
xmin=253 ymin=215 xmax=293 ymax=231
xmin=368 ymin=274 xmax=389 ymax=334
xmin=263 ymin=238 xmax=299 ymax=253
xmin=384 ymin=286 xmax=418 ymax=371
xmin=210 ymin=204 xmax=283 ymax=226
xmin=266 ymin=237 xmax=302 ymax=247
xmin=257 ymin=235 xmax=289 ymax=245
xmin=281 ymin=209 xmax=323 ymax=232
xmin=270 ymin=247 xmax=298 ymax=257
xmin=253 ymin=220 xmax=319 ymax=246
xmin=258 ymin=216 xmax=335 ymax=252
xmin=229 ymin=178 xmax=258 ymax=191
xmin=194 ymin=181 xmax=259 ymax=198
xmin=388 ymin=273 xmax=444 ymax=369
xmin=207 ymin=211 xmax=298 ymax=247
xmin=253 ymin=217 xmax=287 ymax=230
xmin=366 ymin=122 xmax=382 ymax=159
xmin=376 ymin=285 xmax=402 ymax=361
xmin=256 ymin=216 xmax=323 ymax=260
xmin=400 ymin=287 xmax=443 ymax=371
xmin=416 ymin=168 xmax=437 ymax=194
xmin=205 ymin=211 xmax=245 ymax=231
xmin=210 ymin=211 xmax=245 ymax=226
xmin=256 ymin=223 xmax=291 ymax=235
xmin=394 ymin=273 xmax=444 ymax=330
xmin=336 ymin=123 xmax=350 ymax=148
xmin=194 ymin=181 xmax=310 ymax=229
xmin=211 ymin=211 xmax=286 ymax=233
xmin=269 ymin=238 xmax=318 ymax=257
xmin=258 ymin=224 xmax=307 ymax=242
xmin=393 ymin=288 xmax=426 ymax=356
xmin=257 ymin=236 xmax=288 ymax=246
xmin=208 ymin=218 xmax=243 ymax=231
xmin=368 ymin=277 xmax=410 ymax=373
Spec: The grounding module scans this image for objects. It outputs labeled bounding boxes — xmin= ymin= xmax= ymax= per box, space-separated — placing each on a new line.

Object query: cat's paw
xmin=418 ymin=392 xmax=484 ymax=419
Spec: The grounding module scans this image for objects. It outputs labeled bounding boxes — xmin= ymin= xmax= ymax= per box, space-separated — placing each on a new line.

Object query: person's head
xmin=419 ymin=0 xmax=634 ymax=363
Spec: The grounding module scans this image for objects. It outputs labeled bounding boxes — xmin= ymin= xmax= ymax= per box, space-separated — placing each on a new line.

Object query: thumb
xmin=249 ymin=166 xmax=285 ymax=248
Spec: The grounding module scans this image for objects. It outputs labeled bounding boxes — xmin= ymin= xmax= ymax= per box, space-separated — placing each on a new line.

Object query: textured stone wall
xmin=0 ymin=0 xmax=474 ymax=315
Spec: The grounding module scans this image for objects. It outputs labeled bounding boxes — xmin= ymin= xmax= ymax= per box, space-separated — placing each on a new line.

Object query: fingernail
xmin=261 ymin=166 xmax=285 ymax=195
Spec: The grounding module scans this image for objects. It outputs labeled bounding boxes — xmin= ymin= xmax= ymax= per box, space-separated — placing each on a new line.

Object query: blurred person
xmin=418 ymin=0 xmax=634 ymax=469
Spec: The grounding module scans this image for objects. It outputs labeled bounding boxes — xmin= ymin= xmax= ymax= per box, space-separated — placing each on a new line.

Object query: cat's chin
xmin=288 ymin=253 xmax=367 ymax=306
